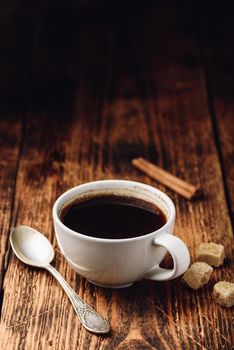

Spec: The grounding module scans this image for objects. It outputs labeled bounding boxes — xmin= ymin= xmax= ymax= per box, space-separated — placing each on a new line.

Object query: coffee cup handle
xmin=144 ymin=232 xmax=190 ymax=281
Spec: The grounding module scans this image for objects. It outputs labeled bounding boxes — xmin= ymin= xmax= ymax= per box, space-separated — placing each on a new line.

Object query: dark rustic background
xmin=0 ymin=1 xmax=233 ymax=349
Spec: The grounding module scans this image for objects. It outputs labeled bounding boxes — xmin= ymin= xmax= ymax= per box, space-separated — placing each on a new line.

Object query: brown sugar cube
xmin=182 ymin=262 xmax=213 ymax=290
xmin=213 ymin=281 xmax=234 ymax=308
xmin=196 ymin=242 xmax=225 ymax=267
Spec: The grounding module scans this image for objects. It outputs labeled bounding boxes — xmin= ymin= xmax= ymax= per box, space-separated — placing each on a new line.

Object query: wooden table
xmin=0 ymin=1 xmax=233 ymax=349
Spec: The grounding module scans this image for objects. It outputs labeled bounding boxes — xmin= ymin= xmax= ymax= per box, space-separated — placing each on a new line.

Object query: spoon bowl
xmin=10 ymin=225 xmax=110 ymax=334
xmin=10 ymin=226 xmax=54 ymax=267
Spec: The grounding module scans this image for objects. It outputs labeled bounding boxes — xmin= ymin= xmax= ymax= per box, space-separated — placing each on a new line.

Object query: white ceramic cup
xmin=53 ymin=180 xmax=190 ymax=288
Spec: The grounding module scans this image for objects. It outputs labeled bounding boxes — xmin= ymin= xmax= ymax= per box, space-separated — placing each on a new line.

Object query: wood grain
xmin=0 ymin=115 xmax=22 ymax=309
xmin=0 ymin=1 xmax=233 ymax=350
xmin=199 ymin=5 xmax=234 ymax=224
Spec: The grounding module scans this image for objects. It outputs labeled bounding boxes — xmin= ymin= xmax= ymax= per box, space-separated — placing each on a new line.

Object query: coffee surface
xmin=60 ymin=194 xmax=167 ymax=239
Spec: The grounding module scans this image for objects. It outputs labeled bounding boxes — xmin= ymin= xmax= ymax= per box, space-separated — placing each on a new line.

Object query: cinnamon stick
xmin=132 ymin=157 xmax=201 ymax=200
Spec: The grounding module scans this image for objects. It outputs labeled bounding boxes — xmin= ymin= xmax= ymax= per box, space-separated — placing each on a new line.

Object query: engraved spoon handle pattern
xmin=46 ymin=265 xmax=110 ymax=334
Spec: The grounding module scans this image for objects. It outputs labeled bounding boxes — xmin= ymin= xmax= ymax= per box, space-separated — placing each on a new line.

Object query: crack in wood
xmin=5 ymin=301 xmax=68 ymax=329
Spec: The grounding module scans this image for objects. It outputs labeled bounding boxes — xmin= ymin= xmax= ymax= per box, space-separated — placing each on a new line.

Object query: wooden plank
xmin=0 ymin=2 xmax=233 ymax=350
xmin=0 ymin=115 xmax=22 ymax=308
xmin=0 ymin=0 xmax=29 ymax=328
xmin=199 ymin=5 xmax=234 ymax=224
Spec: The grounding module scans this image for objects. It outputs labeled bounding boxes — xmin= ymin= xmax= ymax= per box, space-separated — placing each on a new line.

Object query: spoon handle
xmin=45 ymin=264 xmax=110 ymax=334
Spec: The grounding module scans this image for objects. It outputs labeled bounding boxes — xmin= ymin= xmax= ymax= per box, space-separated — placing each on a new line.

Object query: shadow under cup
xmin=53 ymin=180 xmax=176 ymax=288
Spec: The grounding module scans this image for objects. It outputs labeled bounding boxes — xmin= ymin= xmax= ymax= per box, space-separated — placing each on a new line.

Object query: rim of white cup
xmin=52 ymin=180 xmax=176 ymax=243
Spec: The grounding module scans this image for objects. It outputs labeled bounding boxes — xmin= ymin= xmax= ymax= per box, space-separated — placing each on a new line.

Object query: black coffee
xmin=60 ymin=194 xmax=166 ymax=239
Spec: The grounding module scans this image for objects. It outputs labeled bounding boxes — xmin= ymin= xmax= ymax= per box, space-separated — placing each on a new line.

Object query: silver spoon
xmin=10 ymin=225 xmax=110 ymax=334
